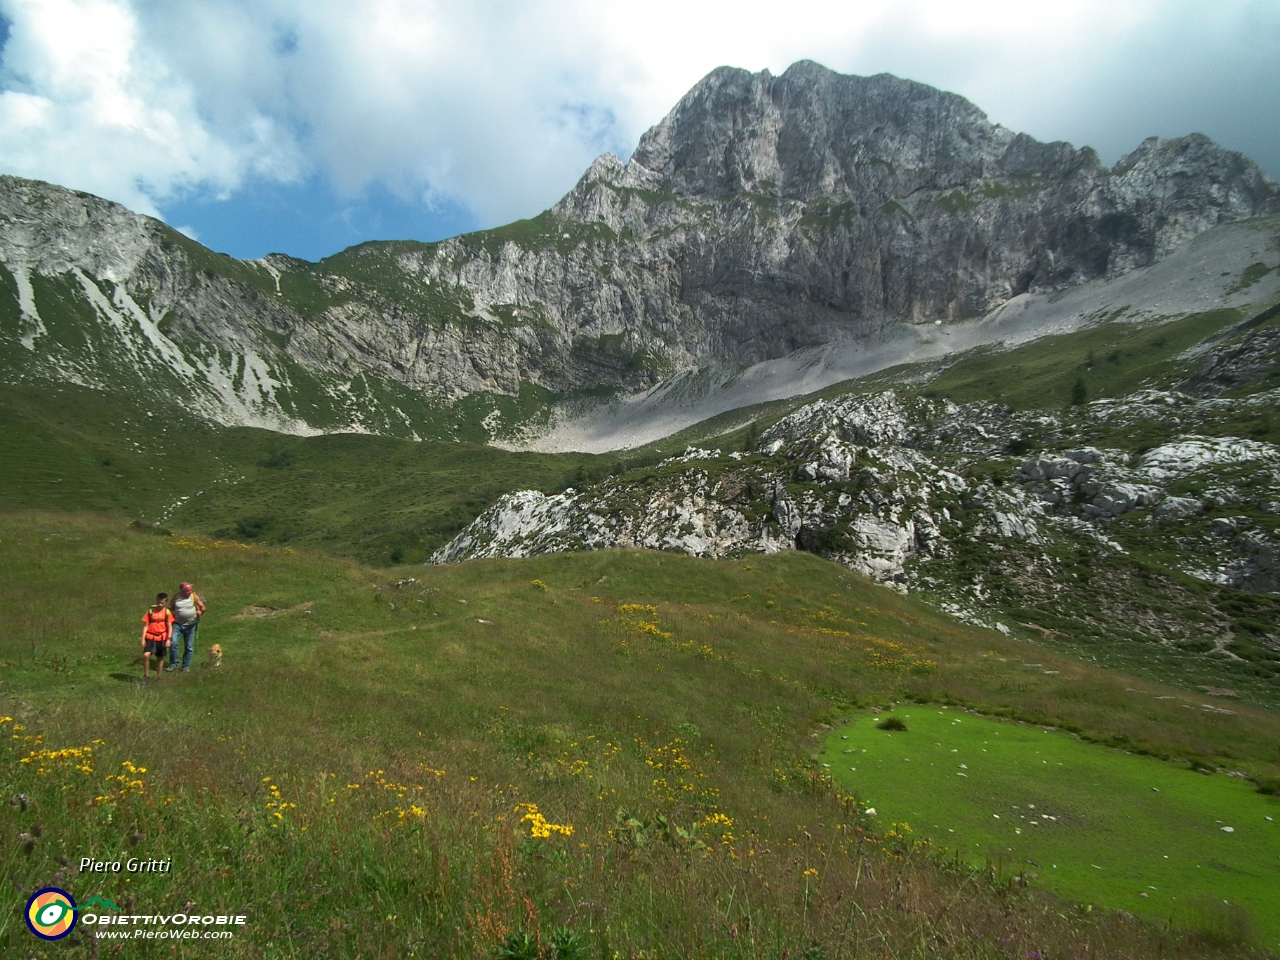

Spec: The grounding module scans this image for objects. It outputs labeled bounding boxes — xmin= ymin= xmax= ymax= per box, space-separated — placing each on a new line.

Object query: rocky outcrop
xmin=433 ymin=388 xmax=1280 ymax=605
xmin=1178 ymin=305 xmax=1280 ymax=398
xmin=432 ymin=376 xmax=1280 ymax=674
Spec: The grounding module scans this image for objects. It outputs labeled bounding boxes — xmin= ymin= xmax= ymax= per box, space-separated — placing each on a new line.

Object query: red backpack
xmin=143 ymin=607 xmax=172 ymax=641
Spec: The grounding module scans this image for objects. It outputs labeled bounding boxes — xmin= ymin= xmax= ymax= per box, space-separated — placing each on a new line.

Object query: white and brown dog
xmin=208 ymin=644 xmax=223 ymax=668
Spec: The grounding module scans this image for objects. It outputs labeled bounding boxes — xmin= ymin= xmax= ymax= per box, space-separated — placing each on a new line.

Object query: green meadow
xmin=821 ymin=710 xmax=1280 ymax=949
xmin=3 ymin=512 xmax=1280 ymax=957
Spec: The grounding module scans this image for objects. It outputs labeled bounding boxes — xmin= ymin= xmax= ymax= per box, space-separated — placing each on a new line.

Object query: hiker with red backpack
xmin=141 ymin=593 xmax=174 ymax=681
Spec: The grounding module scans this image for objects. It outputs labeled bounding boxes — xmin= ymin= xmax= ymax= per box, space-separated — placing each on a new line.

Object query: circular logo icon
xmin=26 ymin=887 xmax=77 ymax=940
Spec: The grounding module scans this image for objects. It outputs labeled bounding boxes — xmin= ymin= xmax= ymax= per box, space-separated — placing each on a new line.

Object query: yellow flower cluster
xmin=557 ymin=756 xmax=590 ymax=777
xmin=345 ymin=769 xmax=437 ymax=826
xmin=392 ymin=804 xmax=427 ymax=823
xmin=94 ymin=760 xmax=147 ymax=805
xmin=862 ymin=637 xmax=937 ymax=672
xmin=365 ymin=768 xmax=425 ymax=800
xmin=699 ymin=811 xmax=737 ymax=843
xmin=618 ymin=603 xmax=659 ymax=616
xmin=614 ymin=604 xmax=675 ymax=650
xmin=262 ymin=777 xmax=298 ymax=828
xmin=807 ymin=625 xmax=853 ymax=638
xmin=880 ymin=821 xmax=935 ymax=858
xmin=617 ymin=603 xmax=673 ymax=641
xmin=784 ymin=606 xmax=937 ymax=671
xmin=643 ymin=737 xmax=719 ymax=808
xmin=530 ymin=579 xmax=548 ymax=591
xmin=20 ymin=745 xmax=94 ymax=776
xmin=172 ymin=537 xmax=252 ymax=551
xmin=8 ymin=717 xmax=42 ymax=748
xmin=645 ymin=739 xmax=694 ymax=773
xmin=635 ymin=621 xmax=672 ymax=639
xmin=516 ymin=802 xmax=573 ymax=839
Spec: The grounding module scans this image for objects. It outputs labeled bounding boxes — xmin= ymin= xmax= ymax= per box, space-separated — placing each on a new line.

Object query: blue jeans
xmin=170 ymin=621 xmax=197 ymax=669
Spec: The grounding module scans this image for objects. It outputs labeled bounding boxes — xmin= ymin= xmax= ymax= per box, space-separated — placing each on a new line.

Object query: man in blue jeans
xmin=169 ymin=582 xmax=206 ymax=672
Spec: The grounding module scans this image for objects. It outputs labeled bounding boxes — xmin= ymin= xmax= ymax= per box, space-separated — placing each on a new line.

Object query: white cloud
xmin=129 ymin=0 xmax=632 ymax=222
xmin=0 ymin=0 xmax=1274 ymax=227
xmin=0 ymin=0 xmax=298 ymax=216
xmin=585 ymin=0 xmax=1278 ymax=170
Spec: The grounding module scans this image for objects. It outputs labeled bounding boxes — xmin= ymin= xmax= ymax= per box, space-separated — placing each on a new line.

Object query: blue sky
xmin=159 ymin=176 xmax=479 ymax=263
xmin=0 ymin=1 xmax=1277 ymax=262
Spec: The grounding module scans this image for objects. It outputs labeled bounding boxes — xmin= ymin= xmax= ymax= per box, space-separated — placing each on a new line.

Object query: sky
xmin=0 ymin=0 xmax=1276 ymax=262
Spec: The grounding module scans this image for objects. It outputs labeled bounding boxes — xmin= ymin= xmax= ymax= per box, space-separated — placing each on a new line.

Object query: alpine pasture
xmin=3 ymin=512 xmax=1279 ymax=957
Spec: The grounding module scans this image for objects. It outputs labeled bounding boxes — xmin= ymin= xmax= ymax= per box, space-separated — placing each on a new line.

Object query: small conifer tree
xmin=1071 ymin=377 xmax=1088 ymax=406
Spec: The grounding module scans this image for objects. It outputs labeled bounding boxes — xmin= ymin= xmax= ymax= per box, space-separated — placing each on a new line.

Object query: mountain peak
xmin=625 ymin=62 xmax=1015 ymax=202
xmin=617 ymin=60 xmax=1279 ymax=228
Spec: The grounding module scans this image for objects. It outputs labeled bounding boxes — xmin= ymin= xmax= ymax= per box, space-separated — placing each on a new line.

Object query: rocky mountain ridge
xmin=431 ymin=298 xmax=1280 ymax=697
xmin=1 ymin=61 xmax=1277 ymax=445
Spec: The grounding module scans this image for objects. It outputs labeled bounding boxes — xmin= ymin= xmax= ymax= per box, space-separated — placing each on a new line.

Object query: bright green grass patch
xmin=823 ymin=709 xmax=1280 ymax=949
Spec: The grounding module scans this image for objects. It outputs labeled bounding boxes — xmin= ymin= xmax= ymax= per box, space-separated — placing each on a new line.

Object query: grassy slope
xmin=917 ymin=306 xmax=1276 ymax=416
xmin=0 ymin=382 xmax=222 ymax=520
xmin=917 ymin=309 xmax=1239 ymax=409
xmin=0 ymin=381 xmax=609 ymax=564
xmin=172 ymin=430 xmax=604 ymax=563
xmin=2 ymin=512 xmax=1279 ymax=958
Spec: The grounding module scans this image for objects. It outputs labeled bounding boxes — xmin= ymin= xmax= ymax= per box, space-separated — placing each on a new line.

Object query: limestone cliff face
xmin=547 ymin=64 xmax=1278 ymax=359
xmin=1 ymin=61 xmax=1277 ymax=435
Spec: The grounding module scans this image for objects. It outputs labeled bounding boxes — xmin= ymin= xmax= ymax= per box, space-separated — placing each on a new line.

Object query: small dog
xmin=209 ymin=644 xmax=223 ymax=668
